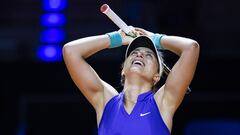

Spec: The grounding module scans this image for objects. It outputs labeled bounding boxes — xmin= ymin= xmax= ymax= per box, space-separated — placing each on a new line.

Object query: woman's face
xmin=122 ymin=47 xmax=159 ymax=83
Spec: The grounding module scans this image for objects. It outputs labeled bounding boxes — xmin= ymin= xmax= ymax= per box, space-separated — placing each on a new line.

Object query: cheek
xmin=146 ymin=60 xmax=158 ymax=73
xmin=122 ymin=60 xmax=131 ymax=71
xmin=125 ymin=59 xmax=132 ymax=67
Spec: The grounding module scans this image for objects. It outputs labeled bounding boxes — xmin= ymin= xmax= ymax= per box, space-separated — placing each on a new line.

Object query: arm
xmin=159 ymin=35 xmax=200 ymax=113
xmin=134 ymin=28 xmax=199 ymax=131
xmin=62 ymin=30 xmax=134 ymax=112
xmin=134 ymin=28 xmax=199 ymax=111
xmin=62 ymin=34 xmax=118 ymax=112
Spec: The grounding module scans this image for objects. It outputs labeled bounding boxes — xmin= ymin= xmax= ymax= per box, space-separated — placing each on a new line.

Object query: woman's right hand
xmin=119 ymin=26 xmax=155 ymax=45
xmin=118 ymin=28 xmax=135 ymax=46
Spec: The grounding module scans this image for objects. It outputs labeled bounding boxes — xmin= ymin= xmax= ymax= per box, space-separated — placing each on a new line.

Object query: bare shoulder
xmin=154 ymin=86 xmax=174 ymax=131
xmin=101 ymin=80 xmax=119 ymax=105
xmin=96 ymin=80 xmax=118 ymax=126
xmin=154 ymin=85 xmax=175 ymax=116
xmin=154 ymin=85 xmax=165 ymax=106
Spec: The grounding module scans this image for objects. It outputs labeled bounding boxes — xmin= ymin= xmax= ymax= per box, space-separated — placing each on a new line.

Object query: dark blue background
xmin=1 ymin=0 xmax=240 ymax=135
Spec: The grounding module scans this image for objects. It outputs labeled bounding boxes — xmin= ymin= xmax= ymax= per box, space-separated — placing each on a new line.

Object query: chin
xmin=129 ymin=67 xmax=144 ymax=73
xmin=126 ymin=69 xmax=146 ymax=78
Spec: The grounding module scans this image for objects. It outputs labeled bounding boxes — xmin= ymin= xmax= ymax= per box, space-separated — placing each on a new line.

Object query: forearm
xmin=161 ymin=36 xmax=199 ymax=56
xmin=134 ymin=28 xmax=199 ymax=55
xmin=63 ymin=34 xmax=110 ymax=59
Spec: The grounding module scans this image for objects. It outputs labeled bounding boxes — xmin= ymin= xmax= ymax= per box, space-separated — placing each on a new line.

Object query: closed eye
xmin=130 ymin=51 xmax=138 ymax=56
xmin=145 ymin=53 xmax=153 ymax=58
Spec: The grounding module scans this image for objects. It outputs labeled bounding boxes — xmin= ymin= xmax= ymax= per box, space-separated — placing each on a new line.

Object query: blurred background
xmin=1 ymin=0 xmax=240 ymax=135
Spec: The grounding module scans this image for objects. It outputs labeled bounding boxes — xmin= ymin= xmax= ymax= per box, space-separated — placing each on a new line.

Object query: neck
xmin=123 ymin=76 xmax=152 ymax=104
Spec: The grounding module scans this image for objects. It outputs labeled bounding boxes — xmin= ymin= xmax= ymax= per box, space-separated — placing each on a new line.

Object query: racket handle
xmin=101 ymin=4 xmax=135 ymax=36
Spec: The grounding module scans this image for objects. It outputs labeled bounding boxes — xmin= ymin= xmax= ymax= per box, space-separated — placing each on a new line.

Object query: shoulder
xmin=154 ymin=86 xmax=165 ymax=106
xmin=100 ymin=80 xmax=119 ymax=108
xmin=154 ymin=85 xmax=176 ymax=113
xmin=153 ymin=86 xmax=174 ymax=131
xmin=96 ymin=92 xmax=120 ymax=126
xmin=154 ymin=86 xmax=175 ymax=115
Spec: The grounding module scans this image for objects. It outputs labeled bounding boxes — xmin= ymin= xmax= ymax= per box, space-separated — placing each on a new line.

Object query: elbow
xmin=62 ymin=44 xmax=69 ymax=57
xmin=191 ymin=40 xmax=200 ymax=49
xmin=62 ymin=42 xmax=85 ymax=59
xmin=62 ymin=43 xmax=74 ymax=56
xmin=180 ymin=40 xmax=200 ymax=58
xmin=62 ymin=43 xmax=76 ymax=60
xmin=187 ymin=40 xmax=200 ymax=54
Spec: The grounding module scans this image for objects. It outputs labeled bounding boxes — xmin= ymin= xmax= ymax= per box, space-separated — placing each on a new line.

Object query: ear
xmin=121 ymin=60 xmax=127 ymax=76
xmin=153 ymin=73 xmax=160 ymax=85
xmin=121 ymin=70 xmax=125 ymax=76
xmin=121 ymin=69 xmax=125 ymax=76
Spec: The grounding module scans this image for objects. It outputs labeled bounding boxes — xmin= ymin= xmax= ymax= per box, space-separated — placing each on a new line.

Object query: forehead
xmin=132 ymin=47 xmax=154 ymax=53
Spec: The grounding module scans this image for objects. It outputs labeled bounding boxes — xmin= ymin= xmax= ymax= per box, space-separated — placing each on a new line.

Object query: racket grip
xmin=101 ymin=4 xmax=134 ymax=35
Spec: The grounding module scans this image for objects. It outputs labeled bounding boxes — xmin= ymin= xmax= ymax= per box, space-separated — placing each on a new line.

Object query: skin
xmin=121 ymin=47 xmax=160 ymax=114
xmin=62 ymin=27 xmax=200 ymax=132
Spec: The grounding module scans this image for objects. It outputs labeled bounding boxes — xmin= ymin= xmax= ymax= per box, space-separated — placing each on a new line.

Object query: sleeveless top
xmin=98 ymin=91 xmax=170 ymax=135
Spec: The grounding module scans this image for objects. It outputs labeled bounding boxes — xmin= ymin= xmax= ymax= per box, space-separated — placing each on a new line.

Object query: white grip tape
xmin=101 ymin=4 xmax=133 ymax=34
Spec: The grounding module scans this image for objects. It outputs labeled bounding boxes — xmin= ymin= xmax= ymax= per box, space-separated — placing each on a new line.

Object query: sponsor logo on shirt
xmin=140 ymin=112 xmax=151 ymax=117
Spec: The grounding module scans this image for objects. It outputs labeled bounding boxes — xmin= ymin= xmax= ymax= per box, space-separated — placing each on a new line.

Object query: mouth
xmin=132 ymin=59 xmax=145 ymax=67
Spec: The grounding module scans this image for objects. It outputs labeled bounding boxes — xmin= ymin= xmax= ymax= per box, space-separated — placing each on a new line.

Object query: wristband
xmin=106 ymin=31 xmax=122 ymax=48
xmin=151 ymin=33 xmax=165 ymax=50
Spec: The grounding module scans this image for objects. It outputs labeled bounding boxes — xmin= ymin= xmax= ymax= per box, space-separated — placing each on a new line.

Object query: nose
xmin=136 ymin=51 xmax=144 ymax=58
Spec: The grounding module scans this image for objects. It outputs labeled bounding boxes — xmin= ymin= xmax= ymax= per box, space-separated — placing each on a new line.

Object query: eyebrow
xmin=132 ymin=49 xmax=154 ymax=54
xmin=133 ymin=48 xmax=140 ymax=52
xmin=145 ymin=51 xmax=154 ymax=55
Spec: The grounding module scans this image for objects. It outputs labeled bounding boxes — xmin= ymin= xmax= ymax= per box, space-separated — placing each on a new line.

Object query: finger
xmin=118 ymin=29 xmax=127 ymax=39
xmin=134 ymin=30 xmax=146 ymax=36
xmin=134 ymin=27 xmax=147 ymax=35
xmin=134 ymin=27 xmax=145 ymax=31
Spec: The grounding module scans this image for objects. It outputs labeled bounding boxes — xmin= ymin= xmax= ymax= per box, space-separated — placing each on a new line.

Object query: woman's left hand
xmin=134 ymin=27 xmax=155 ymax=38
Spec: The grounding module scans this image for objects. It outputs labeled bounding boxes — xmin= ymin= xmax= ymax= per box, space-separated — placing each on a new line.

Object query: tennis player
xmin=62 ymin=27 xmax=200 ymax=135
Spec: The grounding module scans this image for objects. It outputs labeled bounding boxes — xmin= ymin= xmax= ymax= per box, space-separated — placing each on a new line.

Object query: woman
xmin=62 ymin=27 xmax=200 ymax=135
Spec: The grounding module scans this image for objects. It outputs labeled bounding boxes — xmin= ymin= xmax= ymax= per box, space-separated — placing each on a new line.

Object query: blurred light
xmin=37 ymin=45 xmax=62 ymax=62
xmin=41 ymin=13 xmax=66 ymax=27
xmin=17 ymin=122 xmax=26 ymax=135
xmin=40 ymin=28 xmax=65 ymax=43
xmin=43 ymin=0 xmax=67 ymax=11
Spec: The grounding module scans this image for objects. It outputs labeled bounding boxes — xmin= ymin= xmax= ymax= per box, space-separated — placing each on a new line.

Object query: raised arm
xmin=62 ymin=29 xmax=134 ymax=113
xmin=132 ymin=28 xmax=199 ymax=132
xmin=62 ymin=34 xmax=118 ymax=112
xmin=160 ymin=36 xmax=200 ymax=113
